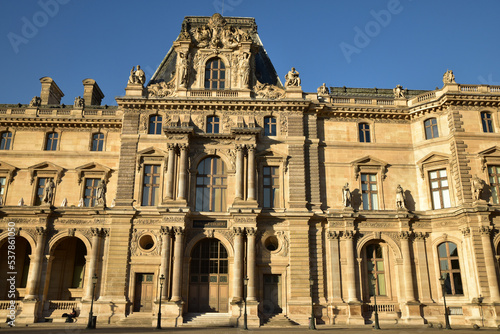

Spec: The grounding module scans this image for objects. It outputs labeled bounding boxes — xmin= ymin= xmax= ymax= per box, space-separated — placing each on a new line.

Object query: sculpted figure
xmin=178 ymin=52 xmax=190 ymax=88
xmin=238 ymin=52 xmax=250 ymax=88
xmin=42 ymin=179 xmax=55 ymax=204
xmin=74 ymin=96 xmax=84 ymax=108
xmin=285 ymin=67 xmax=301 ymax=87
xmin=317 ymin=83 xmax=329 ymax=95
xmin=29 ymin=96 xmax=41 ymax=107
xmin=128 ymin=65 xmax=146 ymax=85
xmin=96 ymin=179 xmax=107 ymax=206
xmin=472 ymin=175 xmax=484 ymax=201
xmin=61 ymin=198 xmax=67 ymax=207
xmin=342 ymin=182 xmax=351 ymax=207
xmin=443 ymin=69 xmax=456 ymax=84
xmin=396 ymin=184 xmax=406 ymax=209
xmin=393 ymin=85 xmax=405 ymax=98
xmin=128 ymin=66 xmax=136 ymax=84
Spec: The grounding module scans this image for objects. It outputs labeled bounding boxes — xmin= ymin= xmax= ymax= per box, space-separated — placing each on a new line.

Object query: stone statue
xmin=317 ymin=83 xmax=329 ymax=95
xmin=396 ymin=184 xmax=406 ymax=209
xmin=238 ymin=52 xmax=250 ymax=88
xmin=78 ymin=198 xmax=84 ymax=207
xmin=74 ymin=96 xmax=84 ymax=108
xmin=178 ymin=51 xmax=190 ymax=88
xmin=285 ymin=67 xmax=301 ymax=87
xmin=342 ymin=182 xmax=351 ymax=207
xmin=96 ymin=179 xmax=107 ymax=206
xmin=443 ymin=69 xmax=456 ymax=84
xmin=61 ymin=198 xmax=67 ymax=207
xmin=42 ymin=179 xmax=55 ymax=204
xmin=18 ymin=198 xmax=24 ymax=206
xmin=472 ymin=175 xmax=484 ymax=201
xmin=29 ymin=96 xmax=41 ymax=107
xmin=128 ymin=65 xmax=146 ymax=85
xmin=393 ymin=85 xmax=405 ymax=98
xmin=110 ymin=198 xmax=116 ymax=208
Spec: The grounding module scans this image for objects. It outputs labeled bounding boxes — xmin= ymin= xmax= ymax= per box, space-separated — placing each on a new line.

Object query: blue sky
xmin=1 ymin=0 xmax=499 ymax=105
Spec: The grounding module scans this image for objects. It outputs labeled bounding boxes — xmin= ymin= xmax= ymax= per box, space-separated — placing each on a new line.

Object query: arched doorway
xmin=0 ymin=237 xmax=31 ymax=299
xmin=188 ymin=238 xmax=229 ymax=313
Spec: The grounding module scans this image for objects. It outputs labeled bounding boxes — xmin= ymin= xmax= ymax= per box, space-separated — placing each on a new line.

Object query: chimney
xmin=39 ymin=77 xmax=64 ymax=105
xmin=82 ymin=78 xmax=104 ymax=106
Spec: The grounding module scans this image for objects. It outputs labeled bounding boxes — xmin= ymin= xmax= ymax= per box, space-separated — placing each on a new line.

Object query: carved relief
xmin=254 ymin=81 xmax=285 ymax=100
xmin=131 ymin=229 xmax=160 ymax=256
xmin=279 ymin=114 xmax=288 ymax=135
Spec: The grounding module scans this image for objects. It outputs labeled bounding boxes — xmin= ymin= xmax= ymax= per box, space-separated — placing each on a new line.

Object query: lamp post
xmin=439 ymin=276 xmax=452 ymax=330
xmin=156 ymin=274 xmax=165 ymax=330
xmin=309 ymin=278 xmax=316 ymax=330
xmin=477 ymin=295 xmax=484 ymax=328
xmin=371 ymin=276 xmax=380 ymax=330
xmin=86 ymin=274 xmax=98 ymax=329
xmin=243 ymin=276 xmax=248 ymax=330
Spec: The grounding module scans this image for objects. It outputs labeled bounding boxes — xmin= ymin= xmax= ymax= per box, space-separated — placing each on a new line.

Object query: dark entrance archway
xmin=188 ymin=238 xmax=229 ymax=313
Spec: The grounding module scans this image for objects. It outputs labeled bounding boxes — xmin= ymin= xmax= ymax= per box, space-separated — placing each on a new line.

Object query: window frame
xmin=204 ymin=57 xmax=226 ymax=90
xmin=195 ymin=156 xmax=227 ymax=212
xmin=428 ymin=168 xmax=451 ymax=210
xmin=206 ymin=116 xmax=220 ymax=134
xmin=141 ymin=164 xmax=162 ymax=206
xmin=361 ymin=173 xmax=379 ymax=210
xmin=358 ymin=122 xmax=371 ymax=143
xmin=264 ymin=116 xmax=277 ymax=136
xmin=487 ymin=165 xmax=500 ymax=204
xmin=90 ymin=132 xmax=106 ymax=152
xmin=33 ymin=176 xmax=54 ymax=206
xmin=44 ymin=131 xmax=60 ymax=151
xmin=262 ymin=165 xmax=280 ymax=209
xmin=424 ymin=117 xmax=439 ymax=140
xmin=148 ymin=114 xmax=163 ymax=135
xmin=481 ymin=112 xmax=494 ymax=133
xmin=82 ymin=177 xmax=101 ymax=207
xmin=0 ymin=131 xmax=13 ymax=150
xmin=437 ymin=241 xmax=464 ymax=296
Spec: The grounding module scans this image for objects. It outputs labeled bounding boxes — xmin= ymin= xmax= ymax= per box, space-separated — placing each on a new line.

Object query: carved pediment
xmin=27 ymin=161 xmax=64 ymax=184
xmin=254 ymin=81 xmax=285 ymax=100
xmin=75 ymin=162 xmax=113 ymax=185
xmin=478 ymin=146 xmax=500 ymax=172
xmin=416 ymin=152 xmax=451 ymax=178
xmin=0 ymin=161 xmax=17 ymax=183
xmin=136 ymin=147 xmax=168 ymax=172
xmin=351 ymin=156 xmax=389 ymax=180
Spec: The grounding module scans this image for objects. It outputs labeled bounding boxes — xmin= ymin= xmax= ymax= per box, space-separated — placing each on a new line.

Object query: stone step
xmin=116 ymin=312 xmax=153 ymax=326
xmin=183 ymin=312 xmax=232 ymax=327
xmin=261 ymin=313 xmax=299 ymax=327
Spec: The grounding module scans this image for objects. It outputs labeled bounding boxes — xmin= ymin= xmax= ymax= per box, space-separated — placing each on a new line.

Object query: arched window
xmin=45 ymin=132 xmax=58 ymax=151
xmin=264 ymin=116 xmax=277 ymax=136
xmin=366 ymin=243 xmax=386 ymax=296
xmin=424 ymin=118 xmax=439 ymax=139
xmin=196 ymin=157 xmax=227 ymax=212
xmin=0 ymin=131 xmax=12 ymax=150
xmin=481 ymin=112 xmax=494 ymax=133
xmin=358 ymin=123 xmax=371 ymax=143
xmin=438 ymin=241 xmax=463 ymax=295
xmin=148 ymin=115 xmax=163 ymax=134
xmin=91 ymin=133 xmax=104 ymax=151
xmin=207 ymin=116 xmax=220 ymax=134
xmin=205 ymin=57 xmax=226 ymax=89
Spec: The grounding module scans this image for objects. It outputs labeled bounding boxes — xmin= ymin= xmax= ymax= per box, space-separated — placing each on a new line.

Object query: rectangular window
xmin=361 ymin=173 xmax=378 ymax=210
xmin=429 ymin=169 xmax=451 ymax=209
xmin=488 ymin=166 xmax=500 ymax=204
xmin=424 ymin=118 xmax=439 ymax=139
xmin=264 ymin=117 xmax=277 ymax=136
xmin=0 ymin=177 xmax=5 ymax=204
xmin=207 ymin=116 xmax=220 ymax=134
xmin=34 ymin=177 xmax=51 ymax=206
xmin=45 ymin=132 xmax=58 ymax=151
xmin=91 ymin=133 xmax=104 ymax=151
xmin=84 ymin=178 xmax=100 ymax=207
xmin=263 ymin=166 xmax=279 ymax=208
xmin=481 ymin=112 xmax=494 ymax=133
xmin=358 ymin=123 xmax=371 ymax=143
xmin=142 ymin=164 xmax=160 ymax=206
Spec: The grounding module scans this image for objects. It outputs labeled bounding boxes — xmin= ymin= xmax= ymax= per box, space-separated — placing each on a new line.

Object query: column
xmin=235 ymin=145 xmax=244 ymax=201
xmin=165 ymin=143 xmax=176 ymax=200
xmin=232 ymin=227 xmax=244 ymax=302
xmin=414 ymin=232 xmax=432 ymax=303
xmin=159 ymin=227 xmax=171 ymax=300
xmin=84 ymin=228 xmax=101 ymax=300
xmin=247 ymin=145 xmax=256 ymax=201
xmin=170 ymin=227 xmax=184 ymax=302
xmin=177 ymin=144 xmax=188 ymax=200
xmin=343 ymin=231 xmax=358 ymax=302
xmin=479 ymin=226 xmax=500 ymax=301
xmin=327 ymin=231 xmax=342 ymax=301
xmin=246 ymin=227 xmax=256 ymax=301
xmin=24 ymin=227 xmax=46 ymax=300
xmin=399 ymin=232 xmax=416 ymax=302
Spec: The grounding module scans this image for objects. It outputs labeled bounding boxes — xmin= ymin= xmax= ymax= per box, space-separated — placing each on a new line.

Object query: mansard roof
xmin=148 ymin=14 xmax=282 ymax=88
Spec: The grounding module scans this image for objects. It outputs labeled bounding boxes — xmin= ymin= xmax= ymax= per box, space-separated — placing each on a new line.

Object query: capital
xmin=341 ymin=230 xmax=355 ymax=240
xmin=173 ymin=226 xmax=184 ymax=236
xmin=160 ymin=226 xmax=170 ymax=236
xmin=479 ymin=226 xmax=491 ymax=236
xmin=233 ymin=227 xmax=244 ymax=236
xmin=327 ymin=230 xmax=340 ymax=240
xmin=246 ymin=227 xmax=256 ymax=236
xmin=35 ymin=226 xmax=46 ymax=236
xmin=398 ymin=231 xmax=412 ymax=240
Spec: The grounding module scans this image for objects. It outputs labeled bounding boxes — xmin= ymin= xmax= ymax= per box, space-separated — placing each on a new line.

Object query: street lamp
xmin=243 ymin=276 xmax=249 ymax=330
xmin=477 ymin=295 xmax=484 ymax=328
xmin=86 ymin=273 xmax=98 ymax=329
xmin=156 ymin=274 xmax=165 ymax=330
xmin=439 ymin=276 xmax=452 ymax=330
xmin=309 ymin=278 xmax=316 ymax=330
xmin=371 ymin=276 xmax=380 ymax=330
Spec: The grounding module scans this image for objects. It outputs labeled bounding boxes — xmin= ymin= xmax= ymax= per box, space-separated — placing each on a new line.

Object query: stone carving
xmin=254 ymin=81 xmax=285 ymax=99
xmin=96 ymin=179 xmax=106 ymax=206
xmin=285 ymin=67 xmax=301 ymax=87
xmin=327 ymin=230 xmax=340 ymax=239
xmin=276 ymin=230 xmax=289 ymax=256
xmin=460 ymin=227 xmax=471 ymax=237
xmin=342 ymin=182 xmax=351 ymax=207
xmin=233 ymin=227 xmax=244 ymax=236
xmin=443 ymin=69 xmax=456 ymax=84
xmin=414 ymin=232 xmax=427 ymax=240
xmin=29 ymin=96 xmax=41 ymax=107
xmin=238 ymin=52 xmax=250 ymax=88
xmin=471 ymin=175 xmax=484 ymax=201
xmin=398 ymin=231 xmax=411 ymax=240
xmin=178 ymin=51 xmax=190 ymax=88
xmin=341 ymin=230 xmax=355 ymax=240
xmin=190 ymin=14 xmax=252 ymax=50
xmin=128 ymin=65 xmax=146 ymax=85
xmin=42 ymin=179 xmax=55 ymax=204
xmin=78 ymin=198 xmax=84 ymax=207
xmin=393 ymin=85 xmax=405 ymax=98
xmin=148 ymin=79 xmax=176 ymax=98
xmin=178 ymin=21 xmax=191 ymax=41
xmin=74 ymin=96 xmax=84 ymax=108
xmin=60 ymin=198 xmax=67 ymax=207
xmin=110 ymin=198 xmax=115 ymax=207
xmin=479 ymin=226 xmax=491 ymax=235
xmin=396 ymin=184 xmax=406 ymax=209
xmin=317 ymin=83 xmax=329 ymax=95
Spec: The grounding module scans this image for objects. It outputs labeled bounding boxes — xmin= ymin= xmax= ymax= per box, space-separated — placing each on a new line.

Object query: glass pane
xmin=365 ymin=131 xmax=371 ymax=143
xmin=492 ymin=187 xmax=499 ymax=204
xmin=448 ymin=242 xmax=457 ymax=256
xmin=432 ymin=125 xmax=439 ymax=138
xmin=442 ymin=189 xmax=451 ymax=208
xmin=440 ymin=259 xmax=449 ymax=270
xmin=425 ymin=126 xmax=432 ymax=139
xmin=440 ymin=169 xmax=447 ymax=177
xmin=438 ymin=243 xmax=448 ymax=258
xmin=489 ymin=166 xmax=494 ymax=174
xmin=361 ymin=174 xmax=367 ymax=181
xmin=370 ymin=174 xmax=376 ymax=181
xmin=432 ymin=191 xmax=441 ymax=209
xmin=151 ymin=187 xmax=157 ymax=206
xmin=200 ymin=276 xmax=209 ymax=283
xmin=376 ymin=261 xmax=384 ymax=271
xmin=453 ymin=273 xmax=463 ymax=294
xmin=264 ymin=188 xmax=270 ymax=208
xmin=371 ymin=194 xmax=378 ymax=210
xmin=362 ymin=193 xmax=369 ymax=210
xmin=377 ymin=274 xmax=386 ymax=295
xmin=214 ymin=123 xmax=219 ymax=133
xmin=371 ymin=183 xmax=377 ymax=191
xmin=367 ymin=261 xmax=374 ymax=271
xmin=220 ymin=71 xmax=225 ymax=80
xmin=142 ymin=187 xmax=150 ymax=205
xmin=361 ymin=183 xmax=368 ymax=191
xmin=429 ymin=171 xmax=437 ymax=179
xmin=441 ymin=179 xmax=448 ymax=187
xmin=431 ymin=181 xmax=439 ymax=189
xmin=451 ymin=259 xmax=460 ymax=270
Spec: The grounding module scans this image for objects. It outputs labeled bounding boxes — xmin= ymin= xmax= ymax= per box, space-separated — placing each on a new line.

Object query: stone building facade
xmin=1 ymin=14 xmax=500 ymax=328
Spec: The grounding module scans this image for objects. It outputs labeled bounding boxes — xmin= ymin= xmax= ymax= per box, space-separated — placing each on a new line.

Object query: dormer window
xmin=205 ymin=58 xmax=226 ymax=89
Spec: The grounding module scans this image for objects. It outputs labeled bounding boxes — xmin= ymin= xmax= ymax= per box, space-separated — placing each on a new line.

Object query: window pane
xmin=440 ymin=169 xmax=447 ymax=177
xmin=362 ymin=193 xmax=369 ymax=210
xmin=448 ymin=242 xmax=457 ymax=256
xmin=442 ymin=189 xmax=451 ymax=208
xmin=361 ymin=174 xmax=367 ymax=181
xmin=369 ymin=174 xmax=376 ymax=182
xmin=371 ymin=194 xmax=378 ymax=210
xmin=376 ymin=261 xmax=384 ymax=271
xmin=432 ymin=191 xmax=441 ymax=209
xmin=263 ymin=188 xmax=270 ymax=207
xmin=429 ymin=171 xmax=437 ymax=179
xmin=451 ymin=259 xmax=460 ymax=269
xmin=440 ymin=259 xmax=449 ymax=270
xmin=453 ymin=273 xmax=463 ymax=294
xmin=438 ymin=243 xmax=447 ymax=258
xmin=377 ymin=274 xmax=386 ymax=295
